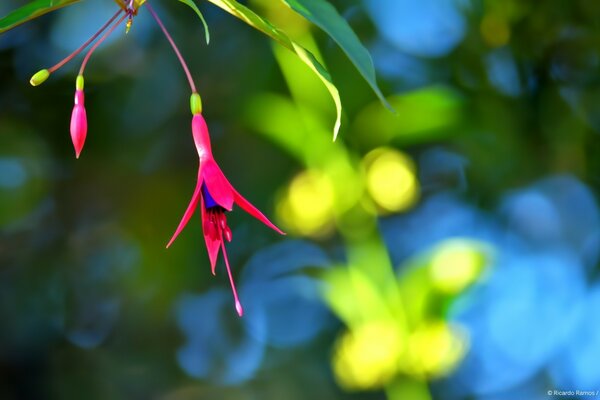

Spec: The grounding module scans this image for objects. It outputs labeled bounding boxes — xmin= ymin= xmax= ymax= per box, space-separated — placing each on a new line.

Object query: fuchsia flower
xmin=70 ymin=76 xmax=87 ymax=159
xmin=30 ymin=0 xmax=286 ymax=316
xmin=167 ymin=109 xmax=285 ymax=316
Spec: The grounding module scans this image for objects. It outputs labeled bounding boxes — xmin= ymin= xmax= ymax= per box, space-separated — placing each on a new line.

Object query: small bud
xmin=190 ymin=92 xmax=202 ymax=115
xmin=70 ymin=90 xmax=88 ymax=159
xmin=30 ymin=69 xmax=50 ymax=86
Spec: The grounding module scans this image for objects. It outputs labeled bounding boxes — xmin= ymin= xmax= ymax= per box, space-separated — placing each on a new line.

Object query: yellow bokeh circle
xmin=333 ymin=323 xmax=405 ymax=390
xmin=405 ymin=321 xmax=468 ymax=378
xmin=429 ymin=239 xmax=486 ymax=294
xmin=277 ymin=169 xmax=335 ymax=236
xmin=364 ymin=148 xmax=419 ymax=213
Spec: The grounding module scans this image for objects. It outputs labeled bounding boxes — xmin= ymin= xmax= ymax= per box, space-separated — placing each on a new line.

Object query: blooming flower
xmin=29 ymin=0 xmax=287 ymax=316
xmin=70 ymin=75 xmax=87 ymax=159
xmin=167 ymin=110 xmax=285 ymax=316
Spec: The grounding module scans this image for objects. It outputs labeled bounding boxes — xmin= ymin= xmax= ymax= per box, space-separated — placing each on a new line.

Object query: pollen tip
xmin=235 ymin=301 xmax=243 ymax=317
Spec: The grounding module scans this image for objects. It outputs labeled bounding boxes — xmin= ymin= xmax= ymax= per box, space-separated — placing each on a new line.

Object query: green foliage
xmin=280 ymin=0 xmax=392 ymax=111
xmin=0 ymin=0 xmax=388 ymax=140
xmin=206 ymin=0 xmax=343 ymax=139
xmin=0 ymin=0 xmax=80 ymax=33
xmin=178 ymin=0 xmax=210 ymax=44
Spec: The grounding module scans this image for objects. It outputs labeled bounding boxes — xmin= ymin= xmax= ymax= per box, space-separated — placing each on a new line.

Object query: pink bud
xmin=70 ymin=90 xmax=87 ymax=159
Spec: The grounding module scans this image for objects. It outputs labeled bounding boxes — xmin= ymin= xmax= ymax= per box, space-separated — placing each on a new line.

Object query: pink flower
xmin=167 ymin=113 xmax=285 ymax=316
xmin=70 ymin=76 xmax=87 ymax=159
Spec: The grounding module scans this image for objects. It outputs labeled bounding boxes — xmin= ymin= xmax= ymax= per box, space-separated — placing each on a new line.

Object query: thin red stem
xmin=221 ymin=239 xmax=243 ymax=317
xmin=145 ymin=2 xmax=197 ymax=93
xmin=48 ymin=9 xmax=123 ymax=74
xmin=79 ymin=13 xmax=128 ymax=76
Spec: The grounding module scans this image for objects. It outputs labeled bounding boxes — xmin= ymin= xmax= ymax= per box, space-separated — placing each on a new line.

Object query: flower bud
xmin=70 ymin=89 xmax=88 ymax=159
xmin=30 ymin=69 xmax=50 ymax=86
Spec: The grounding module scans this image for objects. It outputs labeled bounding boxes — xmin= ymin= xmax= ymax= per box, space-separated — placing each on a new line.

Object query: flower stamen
xmin=220 ymin=236 xmax=243 ymax=317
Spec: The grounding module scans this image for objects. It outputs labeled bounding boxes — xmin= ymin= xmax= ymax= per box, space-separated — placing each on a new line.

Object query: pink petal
xmin=202 ymin=159 xmax=234 ymax=211
xmin=192 ymin=114 xmax=212 ymax=160
xmin=200 ymin=197 xmax=221 ymax=275
xmin=166 ymin=179 xmax=202 ymax=248
xmin=232 ymin=188 xmax=285 ymax=235
xmin=70 ymin=90 xmax=87 ymax=159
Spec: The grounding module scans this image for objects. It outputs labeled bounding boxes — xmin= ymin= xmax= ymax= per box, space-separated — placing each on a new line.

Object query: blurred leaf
xmin=354 ymin=86 xmax=464 ymax=147
xmin=244 ymin=93 xmax=333 ymax=164
xmin=0 ymin=0 xmax=80 ymax=33
xmin=205 ymin=0 xmax=342 ymax=139
xmin=279 ymin=0 xmax=392 ymax=111
xmin=178 ymin=0 xmax=210 ymax=44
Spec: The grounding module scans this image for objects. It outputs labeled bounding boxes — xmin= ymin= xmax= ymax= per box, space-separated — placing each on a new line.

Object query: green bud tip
xmin=190 ymin=93 xmax=202 ymax=115
xmin=30 ymin=69 xmax=50 ymax=87
xmin=76 ymin=75 xmax=85 ymax=91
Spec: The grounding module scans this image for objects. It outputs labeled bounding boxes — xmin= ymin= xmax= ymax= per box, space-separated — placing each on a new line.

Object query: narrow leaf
xmin=280 ymin=0 xmax=393 ymax=111
xmin=0 ymin=0 xmax=81 ymax=34
xmin=205 ymin=0 xmax=342 ymax=139
xmin=178 ymin=0 xmax=210 ymax=45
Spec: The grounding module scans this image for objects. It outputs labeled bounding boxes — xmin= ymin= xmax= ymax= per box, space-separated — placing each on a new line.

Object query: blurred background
xmin=1 ymin=0 xmax=600 ymax=399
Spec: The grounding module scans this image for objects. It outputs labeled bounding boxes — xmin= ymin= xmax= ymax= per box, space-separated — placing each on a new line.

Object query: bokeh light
xmin=429 ymin=239 xmax=488 ymax=294
xmin=333 ymin=322 xmax=405 ymax=390
xmin=405 ymin=321 xmax=468 ymax=377
xmin=2 ymin=0 xmax=600 ymax=399
xmin=364 ymin=147 xmax=419 ymax=213
xmin=366 ymin=0 xmax=466 ymax=58
xmin=277 ymin=169 xmax=335 ymax=236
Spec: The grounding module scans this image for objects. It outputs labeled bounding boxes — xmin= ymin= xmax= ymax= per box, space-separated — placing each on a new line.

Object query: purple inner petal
xmin=202 ymin=184 xmax=219 ymax=209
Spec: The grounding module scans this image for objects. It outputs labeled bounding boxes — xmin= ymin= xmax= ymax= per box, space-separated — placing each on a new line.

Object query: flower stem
xmin=48 ymin=9 xmax=123 ymax=74
xmin=79 ymin=13 xmax=128 ymax=76
xmin=145 ymin=2 xmax=197 ymax=93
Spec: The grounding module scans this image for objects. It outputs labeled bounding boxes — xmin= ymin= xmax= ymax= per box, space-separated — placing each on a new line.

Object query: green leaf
xmin=205 ymin=0 xmax=342 ymax=139
xmin=0 ymin=0 xmax=81 ymax=34
xmin=280 ymin=0 xmax=393 ymax=112
xmin=178 ymin=0 xmax=210 ymax=45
